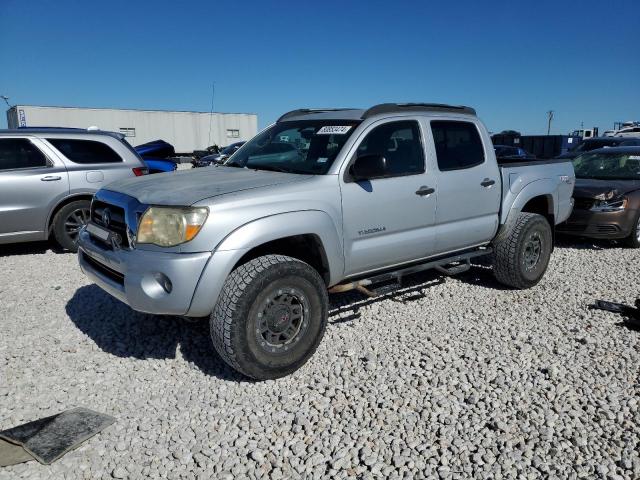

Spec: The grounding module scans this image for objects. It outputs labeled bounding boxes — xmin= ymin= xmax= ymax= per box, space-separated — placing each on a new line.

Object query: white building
xmin=6 ymin=105 xmax=258 ymax=153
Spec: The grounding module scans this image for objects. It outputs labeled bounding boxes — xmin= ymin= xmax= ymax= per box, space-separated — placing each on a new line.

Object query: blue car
xmin=135 ymin=140 xmax=178 ymax=174
xmin=135 ymin=139 xmax=175 ymax=158
xmin=142 ymin=157 xmax=177 ymax=173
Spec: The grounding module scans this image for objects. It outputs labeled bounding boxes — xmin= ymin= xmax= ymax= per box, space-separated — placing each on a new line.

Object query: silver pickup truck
xmin=77 ymin=103 xmax=575 ymax=379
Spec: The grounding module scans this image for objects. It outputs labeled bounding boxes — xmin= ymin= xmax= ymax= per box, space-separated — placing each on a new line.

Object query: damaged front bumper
xmin=77 ymin=228 xmax=211 ymax=315
xmin=557 ymin=207 xmax=638 ymax=239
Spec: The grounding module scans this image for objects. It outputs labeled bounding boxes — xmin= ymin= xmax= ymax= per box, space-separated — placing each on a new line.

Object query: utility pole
xmin=546 ymin=110 xmax=554 ymax=135
xmin=207 ymin=82 xmax=216 ymax=148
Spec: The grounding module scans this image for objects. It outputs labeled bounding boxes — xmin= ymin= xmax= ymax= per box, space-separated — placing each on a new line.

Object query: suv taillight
xmin=132 ymin=167 xmax=149 ymax=176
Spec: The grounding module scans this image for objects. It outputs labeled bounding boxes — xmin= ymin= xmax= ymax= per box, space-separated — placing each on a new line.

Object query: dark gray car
xmin=556 ymin=137 xmax=640 ymax=160
xmin=0 ymin=128 xmax=148 ymax=251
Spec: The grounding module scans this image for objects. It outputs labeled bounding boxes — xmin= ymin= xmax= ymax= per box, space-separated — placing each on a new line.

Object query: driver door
xmin=340 ymin=119 xmax=438 ymax=276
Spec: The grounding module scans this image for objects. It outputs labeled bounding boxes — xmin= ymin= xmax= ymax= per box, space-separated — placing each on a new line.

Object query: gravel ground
xmin=0 ymin=239 xmax=639 ymax=480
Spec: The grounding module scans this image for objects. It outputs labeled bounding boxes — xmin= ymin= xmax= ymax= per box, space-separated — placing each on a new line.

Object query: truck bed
xmin=498 ymin=159 xmax=575 ymax=226
xmin=497 ymin=157 xmax=570 ymax=168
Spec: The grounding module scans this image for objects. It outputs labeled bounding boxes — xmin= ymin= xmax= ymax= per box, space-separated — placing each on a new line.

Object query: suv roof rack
xmin=1 ymin=127 xmax=124 ymax=139
xmin=277 ymin=108 xmax=358 ymax=122
xmin=362 ymin=103 xmax=476 ymax=118
xmin=17 ymin=126 xmax=88 ymax=131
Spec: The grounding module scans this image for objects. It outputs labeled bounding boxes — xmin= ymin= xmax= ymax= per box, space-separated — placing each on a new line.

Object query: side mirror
xmin=350 ymin=154 xmax=387 ymax=181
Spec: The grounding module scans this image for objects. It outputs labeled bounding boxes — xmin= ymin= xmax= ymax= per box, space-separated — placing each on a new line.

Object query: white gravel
xmin=0 ymin=239 xmax=639 ymax=479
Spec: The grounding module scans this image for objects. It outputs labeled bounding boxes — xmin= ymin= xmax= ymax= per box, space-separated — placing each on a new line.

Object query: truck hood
xmin=104 ymin=166 xmax=311 ymax=205
xmin=573 ymin=178 xmax=640 ymax=199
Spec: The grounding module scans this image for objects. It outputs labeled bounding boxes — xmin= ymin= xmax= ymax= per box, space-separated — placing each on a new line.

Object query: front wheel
xmin=52 ymin=200 xmax=91 ymax=252
xmin=210 ymin=255 xmax=328 ymax=380
xmin=623 ymin=213 xmax=640 ymax=248
xmin=492 ymin=212 xmax=553 ymax=289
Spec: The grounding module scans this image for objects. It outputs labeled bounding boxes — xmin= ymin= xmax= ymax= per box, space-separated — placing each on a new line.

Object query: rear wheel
xmin=492 ymin=212 xmax=553 ymax=289
xmin=52 ymin=200 xmax=91 ymax=252
xmin=210 ymin=255 xmax=328 ymax=380
xmin=623 ymin=213 xmax=640 ymax=248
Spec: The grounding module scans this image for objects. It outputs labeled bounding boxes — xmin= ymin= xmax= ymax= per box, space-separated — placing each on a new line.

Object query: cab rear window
xmin=431 ymin=121 xmax=485 ymax=171
xmin=46 ymin=138 xmax=123 ymax=164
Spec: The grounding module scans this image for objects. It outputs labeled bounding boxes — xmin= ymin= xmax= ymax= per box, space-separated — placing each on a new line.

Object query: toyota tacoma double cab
xmin=77 ymin=103 xmax=575 ymax=379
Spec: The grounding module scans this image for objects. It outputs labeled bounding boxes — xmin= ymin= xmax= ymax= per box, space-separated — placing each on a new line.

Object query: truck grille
xmin=81 ymin=251 xmax=125 ymax=285
xmin=90 ymin=200 xmax=130 ymax=249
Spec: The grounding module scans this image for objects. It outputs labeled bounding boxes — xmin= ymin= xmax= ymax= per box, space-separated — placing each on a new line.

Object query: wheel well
xmin=521 ymin=195 xmax=554 ymax=226
xmin=47 ymin=195 xmax=93 ymax=234
xmin=521 ymin=194 xmax=555 ymax=247
xmin=234 ymin=235 xmax=331 ymax=285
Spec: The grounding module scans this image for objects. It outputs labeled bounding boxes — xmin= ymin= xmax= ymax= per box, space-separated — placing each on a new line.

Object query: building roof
xmin=9 ymin=104 xmax=257 ymax=116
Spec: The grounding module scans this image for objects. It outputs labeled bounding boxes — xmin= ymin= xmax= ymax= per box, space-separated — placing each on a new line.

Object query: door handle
xmin=480 ymin=178 xmax=496 ymax=187
xmin=415 ymin=186 xmax=435 ymax=196
xmin=41 ymin=175 xmax=62 ymax=182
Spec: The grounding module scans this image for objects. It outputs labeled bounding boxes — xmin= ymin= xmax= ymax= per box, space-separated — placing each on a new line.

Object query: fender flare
xmin=496 ymin=179 xmax=556 ymax=242
xmin=186 ymin=210 xmax=344 ymax=317
xmin=216 ymin=210 xmax=344 ymax=282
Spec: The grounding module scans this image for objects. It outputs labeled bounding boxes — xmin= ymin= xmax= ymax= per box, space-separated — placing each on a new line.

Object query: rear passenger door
xmin=429 ymin=120 xmax=501 ymax=254
xmin=44 ymin=137 xmax=132 ymax=192
xmin=340 ymin=119 xmax=438 ymax=276
xmin=0 ymin=137 xmax=69 ymax=237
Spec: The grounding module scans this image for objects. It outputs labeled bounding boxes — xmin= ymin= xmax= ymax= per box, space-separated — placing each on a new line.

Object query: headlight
xmin=590 ymin=198 xmax=627 ymax=212
xmin=137 ymin=207 xmax=208 ymax=247
xmin=594 ymin=190 xmax=618 ymax=201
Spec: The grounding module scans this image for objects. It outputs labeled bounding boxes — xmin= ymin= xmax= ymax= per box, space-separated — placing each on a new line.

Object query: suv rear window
xmin=431 ymin=121 xmax=485 ymax=171
xmin=0 ymin=138 xmax=48 ymax=170
xmin=46 ymin=138 xmax=123 ymax=164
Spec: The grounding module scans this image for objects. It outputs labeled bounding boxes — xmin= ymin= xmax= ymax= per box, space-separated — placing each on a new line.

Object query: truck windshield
xmin=225 ymin=120 xmax=360 ymax=174
xmin=573 ymin=152 xmax=640 ymax=180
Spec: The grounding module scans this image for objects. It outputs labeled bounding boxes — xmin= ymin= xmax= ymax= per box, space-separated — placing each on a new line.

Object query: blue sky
xmin=1 ymin=0 xmax=638 ymax=134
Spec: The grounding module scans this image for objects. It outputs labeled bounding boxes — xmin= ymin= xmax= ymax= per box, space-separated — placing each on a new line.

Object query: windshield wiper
xmin=222 ymin=160 xmax=243 ymax=168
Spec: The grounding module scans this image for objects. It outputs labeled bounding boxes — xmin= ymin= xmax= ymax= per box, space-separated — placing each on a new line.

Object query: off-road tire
xmin=210 ymin=255 xmax=328 ymax=380
xmin=492 ymin=212 xmax=552 ymax=289
xmin=52 ymin=199 xmax=91 ymax=252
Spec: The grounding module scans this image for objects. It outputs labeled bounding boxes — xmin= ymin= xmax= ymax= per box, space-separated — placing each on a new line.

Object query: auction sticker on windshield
xmin=316 ymin=126 xmax=352 ymax=135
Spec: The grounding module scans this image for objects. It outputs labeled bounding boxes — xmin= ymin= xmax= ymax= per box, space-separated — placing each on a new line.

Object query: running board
xmin=435 ymin=259 xmax=471 ymax=276
xmin=328 ymin=247 xmax=492 ymax=296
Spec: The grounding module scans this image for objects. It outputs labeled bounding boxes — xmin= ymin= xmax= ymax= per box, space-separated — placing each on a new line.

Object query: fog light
xmin=141 ymin=272 xmax=173 ymax=298
xmin=155 ymin=273 xmax=172 ymax=293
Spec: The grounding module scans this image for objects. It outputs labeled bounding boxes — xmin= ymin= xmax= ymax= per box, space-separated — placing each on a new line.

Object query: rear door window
xmin=431 ymin=121 xmax=485 ymax=171
xmin=0 ymin=138 xmax=49 ymax=171
xmin=46 ymin=138 xmax=123 ymax=164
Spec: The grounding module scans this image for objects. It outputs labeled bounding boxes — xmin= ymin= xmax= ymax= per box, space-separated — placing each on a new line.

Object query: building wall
xmin=7 ymin=105 xmax=258 ymax=153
